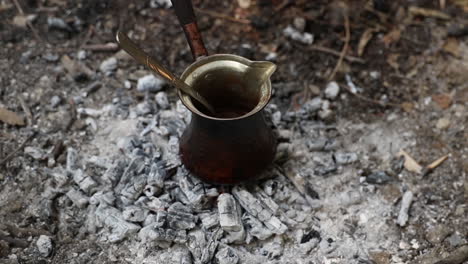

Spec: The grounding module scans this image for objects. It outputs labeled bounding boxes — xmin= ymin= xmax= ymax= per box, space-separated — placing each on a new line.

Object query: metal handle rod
xmin=115 ymin=31 xmax=215 ymax=113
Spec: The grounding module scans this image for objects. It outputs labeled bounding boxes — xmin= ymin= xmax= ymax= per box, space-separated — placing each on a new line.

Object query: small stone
xmin=293 ymin=17 xmax=306 ymax=32
xmin=124 ymin=80 xmax=132 ymax=89
xmin=47 ymin=17 xmax=72 ymax=31
xmin=77 ymin=50 xmax=87 ymax=60
xmin=50 ymin=96 xmax=61 ymax=108
xmin=333 ymin=152 xmax=358 ymax=165
xmin=137 ymin=75 xmax=165 ymax=93
xmin=215 ymin=247 xmax=239 ymax=264
xmin=265 ymin=52 xmax=278 ymax=61
xmin=155 ymin=92 xmax=170 ymax=109
xmin=426 ymin=225 xmax=452 ymax=244
xmin=436 ymin=118 xmax=450 ymax=130
xmin=43 ymin=53 xmax=59 ymax=62
xmin=325 ymin=82 xmax=340 ymax=99
xmin=446 ymin=232 xmax=463 ymax=247
xmin=99 ymin=57 xmax=118 ymax=74
xmin=283 ymin=25 xmax=314 ymax=45
xmin=366 ymin=171 xmax=392 ymax=185
xmin=149 ymin=0 xmax=172 ymax=8
xmin=36 ymin=235 xmax=53 ymax=257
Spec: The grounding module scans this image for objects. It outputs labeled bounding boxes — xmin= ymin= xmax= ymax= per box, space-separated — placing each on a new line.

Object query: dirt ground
xmin=0 ymin=0 xmax=467 ymax=263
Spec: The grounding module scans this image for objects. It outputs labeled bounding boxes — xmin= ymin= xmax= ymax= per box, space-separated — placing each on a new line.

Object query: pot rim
xmin=178 ymin=54 xmax=273 ymax=121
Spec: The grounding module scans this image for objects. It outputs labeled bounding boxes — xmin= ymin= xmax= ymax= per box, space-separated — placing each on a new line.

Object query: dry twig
xmin=195 ymin=8 xmax=250 ymax=24
xmin=0 ymin=131 xmax=37 ymax=167
xmin=328 ymin=14 xmax=350 ymax=81
xmin=339 ymin=83 xmax=402 ymax=108
xmin=18 ymin=94 xmax=33 ymax=125
xmin=309 ymin=45 xmax=365 ymax=64
xmin=12 ymin=0 xmax=44 ymax=43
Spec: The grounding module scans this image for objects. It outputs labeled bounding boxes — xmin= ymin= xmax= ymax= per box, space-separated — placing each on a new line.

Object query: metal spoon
xmin=115 ymin=31 xmax=215 ymax=113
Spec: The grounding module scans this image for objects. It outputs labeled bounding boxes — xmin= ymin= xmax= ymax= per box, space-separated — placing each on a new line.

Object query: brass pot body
xmin=178 ymin=54 xmax=276 ymax=185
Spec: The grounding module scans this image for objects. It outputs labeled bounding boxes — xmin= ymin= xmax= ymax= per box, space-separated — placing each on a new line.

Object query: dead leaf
xmin=443 ymin=38 xmax=461 ymax=57
xmin=432 ymin=93 xmax=453 ymax=109
xmin=427 ymin=154 xmax=449 ymax=170
xmin=397 ymin=150 xmax=422 ymax=174
xmin=382 ymin=29 xmax=401 ymax=48
xmin=408 ymin=6 xmax=450 ymax=20
xmin=401 ymin=102 xmax=415 ymax=112
xmin=452 ymin=0 xmax=468 ymax=12
xmin=387 ymin=54 xmax=400 ymax=71
xmin=358 ymin=28 xmax=375 ymax=57
xmin=12 ymin=15 xmax=27 ymax=27
xmin=0 ymin=107 xmax=25 ymax=126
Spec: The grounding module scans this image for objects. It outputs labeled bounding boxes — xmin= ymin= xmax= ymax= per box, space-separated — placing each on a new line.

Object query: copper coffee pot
xmin=117 ymin=0 xmax=278 ymax=184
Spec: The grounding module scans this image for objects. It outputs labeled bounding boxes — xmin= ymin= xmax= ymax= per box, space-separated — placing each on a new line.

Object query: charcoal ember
xmin=114 ymin=157 xmax=146 ymax=194
xmin=143 ymin=213 xmax=158 ymax=226
xmin=262 ymin=179 xmax=279 ymax=196
xmin=218 ymin=194 xmax=243 ymax=232
xmin=333 ymin=152 xmax=358 ymax=165
xmin=90 ymin=191 xmax=116 ymax=206
xmin=95 ymin=204 xmax=141 ymax=243
xmin=134 ymin=101 xmax=154 ymax=116
xmin=136 ymin=196 xmax=169 ymax=212
xmin=232 ymin=186 xmax=287 ymax=235
xmin=139 ymin=223 xmax=187 ymax=244
xmin=66 ymin=188 xmax=89 ymax=208
xmin=366 ymin=171 xmax=392 ymax=185
xmin=199 ymin=212 xmax=219 ymax=230
xmin=155 ymin=92 xmax=170 ymax=109
xmin=187 ymin=228 xmax=223 ymax=264
xmin=122 ymin=206 xmax=149 ymax=222
xmin=166 ymin=202 xmax=197 ymax=230
xmin=147 ymin=161 xmax=173 ymax=189
xmin=102 ymin=159 xmax=126 ymax=186
xmin=242 ymin=213 xmax=273 ymax=241
xmin=120 ymin=174 xmax=147 ymax=203
xmin=307 ymin=138 xmax=339 ymax=151
xmin=72 ymin=169 xmax=98 ymax=194
xmin=215 ymin=246 xmax=239 ymax=264
xmin=44 ymin=167 xmax=69 ymax=187
xmin=143 ymin=184 xmax=161 ymax=197
xmin=66 ymin=147 xmax=79 ymax=172
xmin=253 ymin=186 xmax=279 ymax=214
xmin=171 ymin=187 xmax=191 ymax=205
xmin=86 ymin=155 xmax=111 ymax=169
xmin=179 ymin=172 xmax=218 ymax=211
xmin=222 ymin=226 xmax=246 ymax=245
xmin=177 ymin=248 xmax=193 ymax=264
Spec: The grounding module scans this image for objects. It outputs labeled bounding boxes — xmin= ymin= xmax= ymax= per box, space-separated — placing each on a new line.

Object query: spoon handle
xmin=171 ymin=0 xmax=208 ymax=60
xmin=115 ymin=31 xmax=215 ymax=113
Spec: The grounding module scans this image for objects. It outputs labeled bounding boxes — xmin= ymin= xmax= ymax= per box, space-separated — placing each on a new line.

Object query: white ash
xmin=51 ymin=92 xmax=417 ymax=263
